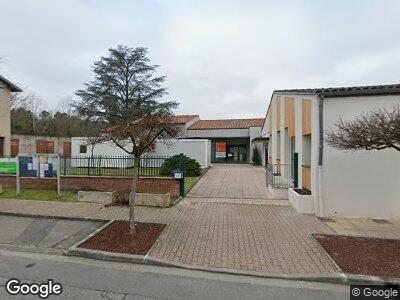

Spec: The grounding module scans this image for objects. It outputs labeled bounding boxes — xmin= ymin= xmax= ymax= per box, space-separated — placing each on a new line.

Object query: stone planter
xmin=78 ymin=191 xmax=116 ymax=205
xmin=135 ymin=193 xmax=171 ymax=207
xmin=288 ymin=188 xmax=314 ymax=214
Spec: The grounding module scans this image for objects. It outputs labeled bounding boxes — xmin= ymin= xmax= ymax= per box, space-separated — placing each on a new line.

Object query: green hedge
xmin=160 ymin=154 xmax=201 ymax=177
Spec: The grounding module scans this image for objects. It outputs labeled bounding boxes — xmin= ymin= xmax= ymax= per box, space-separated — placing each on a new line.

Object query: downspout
xmin=317 ymin=93 xmax=324 ymax=217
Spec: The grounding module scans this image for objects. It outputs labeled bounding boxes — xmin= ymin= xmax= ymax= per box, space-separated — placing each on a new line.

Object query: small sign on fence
xmin=0 ymin=157 xmax=17 ymax=174
xmin=174 ymin=171 xmax=183 ymax=179
xmin=16 ymin=154 xmax=61 ymax=195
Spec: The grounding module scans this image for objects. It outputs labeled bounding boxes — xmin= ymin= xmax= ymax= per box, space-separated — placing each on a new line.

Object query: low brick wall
xmin=0 ymin=175 xmax=57 ymax=189
xmin=0 ymin=175 xmax=180 ymax=196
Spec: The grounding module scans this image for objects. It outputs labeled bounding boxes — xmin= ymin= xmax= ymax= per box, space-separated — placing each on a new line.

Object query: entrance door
xmin=11 ymin=139 xmax=19 ymax=157
xmin=227 ymin=145 xmax=247 ymax=163
xmin=63 ymin=141 xmax=71 ymax=157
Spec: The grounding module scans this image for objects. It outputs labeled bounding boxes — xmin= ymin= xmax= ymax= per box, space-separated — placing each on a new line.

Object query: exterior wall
xmin=11 ymin=135 xmax=71 ymax=155
xmin=0 ymin=81 xmax=12 ymax=156
xmin=71 ymin=138 xmax=210 ymax=168
xmin=322 ymin=95 xmax=400 ymax=218
xmin=0 ymin=175 xmax=180 ymax=196
xmin=266 ymin=92 xmax=318 ymax=202
xmin=186 ymin=128 xmax=249 ymax=138
xmin=150 ymin=139 xmax=210 ymax=168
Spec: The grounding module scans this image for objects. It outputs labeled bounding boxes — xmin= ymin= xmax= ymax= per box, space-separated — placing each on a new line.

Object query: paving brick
xmin=0 ymin=164 xmax=341 ymax=275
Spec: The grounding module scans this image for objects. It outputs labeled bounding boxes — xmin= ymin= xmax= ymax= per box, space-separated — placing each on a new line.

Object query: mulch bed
xmin=315 ymin=234 xmax=400 ymax=279
xmin=79 ymin=220 xmax=166 ymax=255
xmin=293 ymin=188 xmax=311 ymax=195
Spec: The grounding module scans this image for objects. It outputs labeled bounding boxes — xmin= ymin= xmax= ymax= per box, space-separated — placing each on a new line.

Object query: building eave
xmin=0 ymin=75 xmax=22 ymax=92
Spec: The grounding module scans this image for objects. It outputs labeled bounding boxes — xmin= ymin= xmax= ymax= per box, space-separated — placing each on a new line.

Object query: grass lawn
xmin=184 ymin=168 xmax=208 ymax=194
xmin=0 ymin=188 xmax=77 ymax=202
xmin=0 ymin=167 xmax=207 ymax=204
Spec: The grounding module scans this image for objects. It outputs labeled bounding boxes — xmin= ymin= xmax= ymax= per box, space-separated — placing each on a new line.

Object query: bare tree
xmin=55 ymin=96 xmax=75 ymax=115
xmin=75 ymin=45 xmax=180 ymax=233
xmin=10 ymin=92 xmax=44 ymax=134
xmin=326 ymin=105 xmax=400 ymax=152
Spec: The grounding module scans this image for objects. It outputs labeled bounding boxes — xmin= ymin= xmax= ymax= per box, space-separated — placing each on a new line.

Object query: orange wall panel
xmin=284 ymin=97 xmax=295 ymax=137
xmin=302 ymin=166 xmax=311 ymax=191
xmin=302 ymin=99 xmax=312 ymax=135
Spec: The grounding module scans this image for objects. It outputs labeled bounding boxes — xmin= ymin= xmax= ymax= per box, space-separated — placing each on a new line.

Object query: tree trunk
xmin=129 ymin=156 xmax=140 ymax=234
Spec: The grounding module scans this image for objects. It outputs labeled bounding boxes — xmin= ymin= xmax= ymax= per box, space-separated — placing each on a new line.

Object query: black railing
xmin=60 ymin=155 xmax=171 ymax=177
xmin=266 ymin=163 xmax=294 ymax=189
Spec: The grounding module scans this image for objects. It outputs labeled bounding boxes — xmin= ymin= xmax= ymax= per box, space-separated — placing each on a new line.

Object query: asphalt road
xmin=0 ymin=250 xmax=348 ymax=300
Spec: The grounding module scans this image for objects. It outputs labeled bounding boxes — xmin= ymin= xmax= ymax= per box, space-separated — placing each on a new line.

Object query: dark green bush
xmin=252 ymin=147 xmax=262 ymax=165
xmin=160 ymin=154 xmax=201 ymax=177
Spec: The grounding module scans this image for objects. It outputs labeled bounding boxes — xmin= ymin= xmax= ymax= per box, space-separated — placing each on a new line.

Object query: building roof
xmin=274 ymin=83 xmax=400 ymax=98
xmin=188 ymin=118 xmax=265 ymax=130
xmin=168 ymin=115 xmax=199 ymax=124
xmin=0 ymin=74 xmax=22 ymax=92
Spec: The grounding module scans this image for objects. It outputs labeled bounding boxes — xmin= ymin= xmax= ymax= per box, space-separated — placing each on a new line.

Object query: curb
xmin=0 ymin=211 xmax=108 ymax=223
xmin=64 ymin=228 xmax=388 ymax=286
xmin=65 ymin=247 xmax=387 ymax=285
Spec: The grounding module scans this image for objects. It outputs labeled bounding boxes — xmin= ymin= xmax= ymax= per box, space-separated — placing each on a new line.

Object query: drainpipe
xmin=317 ymin=93 xmax=324 ymax=217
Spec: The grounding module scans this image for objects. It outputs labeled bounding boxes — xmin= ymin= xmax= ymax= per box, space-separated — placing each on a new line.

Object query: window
xmin=79 ymin=145 xmax=87 ymax=154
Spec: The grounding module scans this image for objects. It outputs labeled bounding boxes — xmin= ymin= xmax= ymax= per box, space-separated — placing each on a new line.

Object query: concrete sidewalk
xmin=187 ymin=164 xmax=273 ymax=199
xmin=0 ymin=198 xmax=338 ymax=275
xmin=321 ymin=217 xmax=400 ymax=239
xmin=0 ymin=214 xmax=104 ymax=254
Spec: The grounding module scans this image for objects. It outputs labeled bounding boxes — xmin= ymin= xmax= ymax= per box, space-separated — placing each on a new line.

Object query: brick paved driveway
xmin=0 ymin=198 xmax=337 ymax=275
xmin=188 ymin=164 xmax=273 ymax=199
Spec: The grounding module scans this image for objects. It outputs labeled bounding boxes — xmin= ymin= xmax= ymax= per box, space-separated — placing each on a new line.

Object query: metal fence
xmin=266 ymin=163 xmax=294 ymax=189
xmin=60 ymin=155 xmax=172 ymax=177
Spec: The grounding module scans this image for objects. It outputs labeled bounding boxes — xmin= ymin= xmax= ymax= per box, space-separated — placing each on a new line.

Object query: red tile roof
xmin=188 ymin=118 xmax=265 ymax=130
xmin=169 ymin=115 xmax=199 ymax=124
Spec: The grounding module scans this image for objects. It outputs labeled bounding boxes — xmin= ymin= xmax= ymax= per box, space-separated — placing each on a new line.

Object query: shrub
xmin=160 ymin=154 xmax=201 ymax=177
xmin=252 ymin=147 xmax=262 ymax=165
xmin=110 ymin=192 xmax=130 ymax=206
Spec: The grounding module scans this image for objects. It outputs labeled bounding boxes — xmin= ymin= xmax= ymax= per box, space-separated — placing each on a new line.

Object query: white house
xmin=261 ymin=84 xmax=400 ymax=219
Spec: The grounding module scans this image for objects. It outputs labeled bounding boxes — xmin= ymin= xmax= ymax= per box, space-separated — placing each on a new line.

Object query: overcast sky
xmin=1 ymin=0 xmax=399 ymax=119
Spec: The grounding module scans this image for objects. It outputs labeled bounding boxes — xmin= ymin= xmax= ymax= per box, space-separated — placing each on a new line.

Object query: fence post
xmin=63 ymin=156 xmax=67 ymax=175
xmin=179 ymin=153 xmax=185 ymax=196
xmin=98 ymin=156 xmax=102 ymax=176
xmin=293 ymin=152 xmax=298 ymax=188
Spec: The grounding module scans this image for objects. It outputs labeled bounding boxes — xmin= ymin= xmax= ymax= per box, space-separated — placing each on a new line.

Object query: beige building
xmin=10 ymin=135 xmax=71 ymax=157
xmin=0 ymin=75 xmax=22 ymax=156
xmin=262 ymin=83 xmax=400 ymax=219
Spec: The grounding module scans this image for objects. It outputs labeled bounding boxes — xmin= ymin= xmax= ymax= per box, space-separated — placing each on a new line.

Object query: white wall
xmin=71 ymin=137 xmax=210 ymax=168
xmin=150 ymin=139 xmax=210 ymax=168
xmin=322 ymin=95 xmax=400 ymax=219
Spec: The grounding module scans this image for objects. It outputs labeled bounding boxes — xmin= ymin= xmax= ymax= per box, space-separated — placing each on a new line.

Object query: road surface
xmin=0 ymin=250 xmax=348 ymax=299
